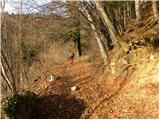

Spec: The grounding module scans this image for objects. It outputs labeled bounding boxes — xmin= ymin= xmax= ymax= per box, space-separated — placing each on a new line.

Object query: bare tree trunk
xmin=20 ymin=0 xmax=24 ymax=86
xmin=24 ymin=64 xmax=29 ymax=85
xmin=123 ymin=2 xmax=127 ymax=29
xmin=95 ymin=1 xmax=130 ymax=52
xmin=1 ymin=1 xmax=18 ymax=94
xmin=114 ymin=8 xmax=123 ymax=35
xmin=98 ymin=17 xmax=112 ymax=51
xmin=126 ymin=1 xmax=131 ymax=22
xmin=0 ymin=1 xmax=13 ymax=93
xmin=76 ymin=14 xmax=82 ymax=57
xmin=1 ymin=64 xmax=13 ymax=92
xmin=0 ymin=0 xmax=5 ymax=20
xmin=16 ymin=0 xmax=24 ymax=88
xmin=1 ymin=51 xmax=18 ymax=94
xmin=118 ymin=7 xmax=124 ymax=34
xmin=83 ymin=6 xmax=108 ymax=63
xmin=131 ymin=1 xmax=136 ymax=19
xmin=135 ymin=0 xmax=141 ymax=21
xmin=152 ymin=1 xmax=158 ymax=21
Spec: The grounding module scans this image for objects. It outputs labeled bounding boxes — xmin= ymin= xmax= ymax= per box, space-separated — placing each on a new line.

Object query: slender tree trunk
xmin=1 ymin=1 xmax=18 ymax=94
xmin=16 ymin=0 xmax=24 ymax=87
xmin=1 ymin=51 xmax=18 ymax=94
xmin=131 ymin=2 xmax=136 ymax=19
xmin=152 ymin=1 xmax=158 ymax=21
xmin=135 ymin=0 xmax=141 ymax=21
xmin=76 ymin=19 xmax=82 ymax=57
xmin=1 ymin=64 xmax=13 ymax=92
xmin=126 ymin=1 xmax=131 ymax=22
xmin=75 ymin=2 xmax=82 ymax=57
xmin=1 ymin=1 xmax=14 ymax=93
xmin=77 ymin=34 xmax=82 ymax=57
xmin=0 ymin=0 xmax=5 ymax=20
xmin=95 ymin=1 xmax=130 ymax=52
xmin=123 ymin=2 xmax=127 ymax=29
xmin=118 ymin=7 xmax=124 ymax=34
xmin=129 ymin=2 xmax=132 ymax=20
xmin=114 ymin=8 xmax=123 ymax=35
xmin=83 ymin=6 xmax=108 ymax=63
xmin=20 ymin=0 xmax=24 ymax=86
xmin=24 ymin=64 xmax=29 ymax=85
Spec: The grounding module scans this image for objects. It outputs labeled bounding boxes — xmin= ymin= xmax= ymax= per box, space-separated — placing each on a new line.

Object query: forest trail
xmin=1 ymin=1 xmax=159 ymax=119
xmin=28 ymin=9 xmax=159 ymax=118
xmin=31 ymin=47 xmax=158 ymax=119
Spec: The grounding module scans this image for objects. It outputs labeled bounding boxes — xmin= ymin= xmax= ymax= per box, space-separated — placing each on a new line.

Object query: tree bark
xmin=16 ymin=0 xmax=24 ymax=87
xmin=1 ymin=51 xmax=18 ymax=94
xmin=152 ymin=1 xmax=158 ymax=21
xmin=135 ymin=0 xmax=141 ymax=21
xmin=1 ymin=1 xmax=18 ymax=94
xmin=126 ymin=1 xmax=131 ymax=22
xmin=82 ymin=5 xmax=108 ymax=63
xmin=114 ymin=8 xmax=123 ymax=35
xmin=98 ymin=17 xmax=112 ymax=51
xmin=76 ymin=16 xmax=82 ymax=57
xmin=1 ymin=64 xmax=13 ymax=93
xmin=95 ymin=1 xmax=130 ymax=52
xmin=131 ymin=1 xmax=136 ymax=19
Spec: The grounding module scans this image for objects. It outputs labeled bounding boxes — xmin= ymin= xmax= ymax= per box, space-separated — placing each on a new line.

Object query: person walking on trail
xmin=68 ymin=52 xmax=74 ymax=64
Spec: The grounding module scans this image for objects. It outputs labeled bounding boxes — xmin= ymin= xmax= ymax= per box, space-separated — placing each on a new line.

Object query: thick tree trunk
xmin=152 ymin=1 xmax=158 ymax=21
xmin=83 ymin=6 xmax=108 ymax=63
xmin=135 ymin=0 xmax=141 ymax=21
xmin=95 ymin=1 xmax=130 ymax=52
xmin=98 ymin=17 xmax=112 ymax=51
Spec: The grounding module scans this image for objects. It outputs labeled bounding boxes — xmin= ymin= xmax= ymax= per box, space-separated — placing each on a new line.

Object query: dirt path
xmin=32 ymin=51 xmax=158 ymax=119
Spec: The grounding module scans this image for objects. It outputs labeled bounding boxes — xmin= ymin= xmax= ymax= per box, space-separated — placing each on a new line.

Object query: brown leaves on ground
xmin=32 ymin=47 xmax=158 ymax=119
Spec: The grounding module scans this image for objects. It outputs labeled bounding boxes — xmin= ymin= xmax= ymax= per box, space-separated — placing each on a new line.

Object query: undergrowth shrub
xmin=21 ymin=42 xmax=38 ymax=64
xmin=84 ymin=57 xmax=93 ymax=64
xmin=1 ymin=91 xmax=45 ymax=119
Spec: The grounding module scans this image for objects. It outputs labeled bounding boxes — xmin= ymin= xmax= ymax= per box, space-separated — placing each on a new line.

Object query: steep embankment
xmin=30 ymin=11 xmax=159 ymax=119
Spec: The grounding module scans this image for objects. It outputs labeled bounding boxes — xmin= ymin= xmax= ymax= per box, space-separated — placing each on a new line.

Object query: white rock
xmin=71 ymin=86 xmax=77 ymax=91
xmin=150 ymin=55 xmax=154 ymax=60
xmin=50 ymin=75 xmax=53 ymax=81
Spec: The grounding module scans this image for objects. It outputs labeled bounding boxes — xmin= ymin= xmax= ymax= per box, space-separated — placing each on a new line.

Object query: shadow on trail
xmin=38 ymin=94 xmax=86 ymax=119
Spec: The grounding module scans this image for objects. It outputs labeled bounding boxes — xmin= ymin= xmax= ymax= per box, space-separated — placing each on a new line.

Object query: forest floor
xmin=30 ymin=14 xmax=159 ymax=119
xmin=31 ymin=47 xmax=158 ymax=119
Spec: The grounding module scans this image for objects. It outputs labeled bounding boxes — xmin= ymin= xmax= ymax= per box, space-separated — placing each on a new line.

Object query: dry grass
xmin=27 ymin=41 xmax=75 ymax=88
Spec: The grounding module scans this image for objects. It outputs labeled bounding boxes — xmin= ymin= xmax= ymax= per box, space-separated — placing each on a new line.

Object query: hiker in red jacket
xmin=68 ymin=52 xmax=74 ymax=64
